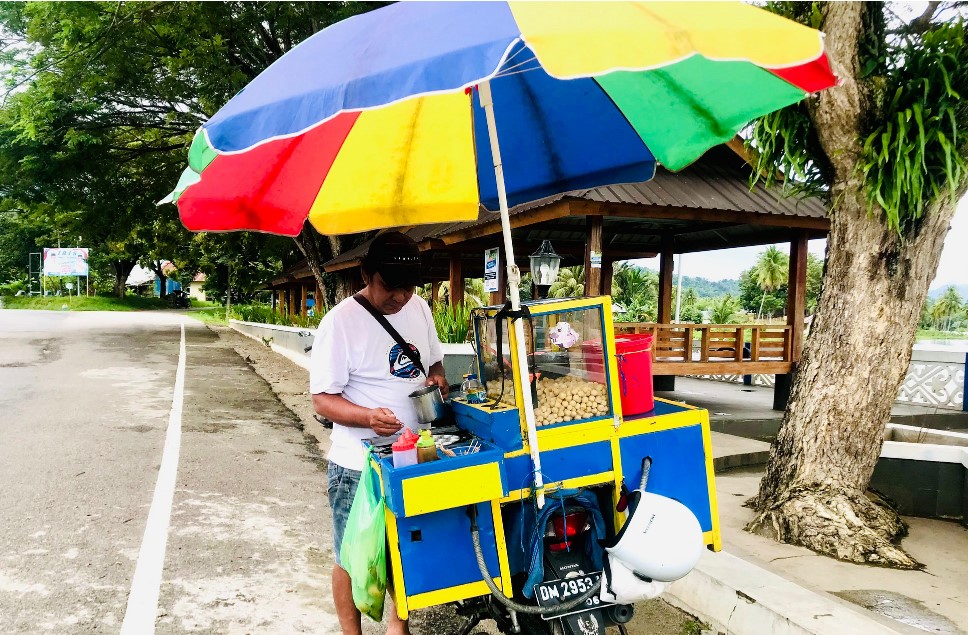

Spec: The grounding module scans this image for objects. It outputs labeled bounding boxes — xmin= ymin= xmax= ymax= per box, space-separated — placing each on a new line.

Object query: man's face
xmin=365 ymin=271 xmax=414 ymax=315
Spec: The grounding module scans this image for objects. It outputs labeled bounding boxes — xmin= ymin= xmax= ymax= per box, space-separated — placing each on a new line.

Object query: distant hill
xmin=639 ymin=267 xmax=739 ymax=298
xmin=928 ymin=284 xmax=968 ymax=300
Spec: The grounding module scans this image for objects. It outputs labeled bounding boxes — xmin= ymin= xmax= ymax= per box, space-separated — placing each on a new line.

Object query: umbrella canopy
xmin=169 ymin=1 xmax=835 ymax=237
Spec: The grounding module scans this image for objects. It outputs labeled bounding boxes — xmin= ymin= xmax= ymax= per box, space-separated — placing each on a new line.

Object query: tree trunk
xmin=152 ymin=260 xmax=167 ymax=298
xmin=111 ymin=259 xmax=136 ymax=298
xmin=746 ymin=1 xmax=967 ymax=568
xmin=292 ymin=221 xmax=343 ymax=305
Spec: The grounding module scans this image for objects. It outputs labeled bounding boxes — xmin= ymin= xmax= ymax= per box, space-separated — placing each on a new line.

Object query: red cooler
xmin=581 ymin=334 xmax=654 ymax=416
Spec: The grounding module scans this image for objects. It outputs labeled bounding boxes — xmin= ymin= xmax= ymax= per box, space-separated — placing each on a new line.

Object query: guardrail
xmin=614 ymin=322 xmax=794 ymax=375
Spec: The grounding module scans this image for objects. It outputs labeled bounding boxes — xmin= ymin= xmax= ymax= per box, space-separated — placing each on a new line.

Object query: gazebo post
xmin=584 ymin=216 xmax=604 ymax=296
xmin=658 ymin=236 xmax=674 ymax=323
xmin=602 ymin=256 xmax=616 ymax=296
xmin=300 ymin=284 xmax=307 ymax=317
xmin=656 ymin=236 xmax=676 ymax=391
xmin=774 ymin=231 xmax=809 ymax=410
xmin=448 ymin=254 xmax=463 ymax=309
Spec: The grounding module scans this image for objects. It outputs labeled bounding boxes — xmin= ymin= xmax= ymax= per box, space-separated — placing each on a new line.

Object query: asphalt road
xmin=0 ymin=310 xmax=693 ymax=635
xmin=0 ymin=310 xmax=336 ymax=634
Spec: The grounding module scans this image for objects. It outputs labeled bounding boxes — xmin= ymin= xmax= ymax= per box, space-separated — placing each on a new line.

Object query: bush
xmin=230 ymin=303 xmax=323 ymax=328
xmin=0 ymin=280 xmax=26 ymax=296
xmin=432 ymin=302 xmax=472 ymax=343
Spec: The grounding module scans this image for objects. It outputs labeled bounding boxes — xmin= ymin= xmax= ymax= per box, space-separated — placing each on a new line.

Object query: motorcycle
xmin=455 ymin=485 xmax=634 ymax=635
xmin=166 ymin=290 xmax=191 ymax=309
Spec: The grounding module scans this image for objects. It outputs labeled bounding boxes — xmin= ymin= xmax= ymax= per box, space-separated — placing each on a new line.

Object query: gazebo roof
xmin=323 ymin=143 xmax=827 ymax=277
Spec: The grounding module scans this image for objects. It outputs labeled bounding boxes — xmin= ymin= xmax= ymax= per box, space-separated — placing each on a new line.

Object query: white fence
xmin=695 ymin=345 xmax=966 ymax=411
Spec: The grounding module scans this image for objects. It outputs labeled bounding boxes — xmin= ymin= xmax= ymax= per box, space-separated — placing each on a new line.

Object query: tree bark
xmin=151 ymin=259 xmax=167 ymax=298
xmin=111 ymin=259 xmax=136 ymax=298
xmin=292 ymin=221 xmax=343 ymax=305
xmin=747 ymin=2 xmax=967 ymax=568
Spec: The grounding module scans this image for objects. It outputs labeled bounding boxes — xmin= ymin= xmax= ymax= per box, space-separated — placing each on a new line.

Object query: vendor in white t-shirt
xmin=310 ymin=231 xmax=448 ymax=635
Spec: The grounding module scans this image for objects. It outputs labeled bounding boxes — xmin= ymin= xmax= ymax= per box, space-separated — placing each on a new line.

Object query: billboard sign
xmin=43 ymin=248 xmax=89 ymax=277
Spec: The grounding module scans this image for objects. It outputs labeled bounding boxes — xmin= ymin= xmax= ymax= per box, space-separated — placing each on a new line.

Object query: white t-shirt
xmin=309 ymin=295 xmax=444 ymax=471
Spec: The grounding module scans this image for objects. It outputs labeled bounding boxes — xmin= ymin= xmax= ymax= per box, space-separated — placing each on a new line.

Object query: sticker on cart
xmin=548 ymin=321 xmax=580 ymax=349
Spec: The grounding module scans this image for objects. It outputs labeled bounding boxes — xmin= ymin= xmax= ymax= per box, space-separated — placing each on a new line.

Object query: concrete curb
xmin=665 ymin=550 xmax=904 ymax=635
xmin=229 ymin=321 xmax=312 ymax=371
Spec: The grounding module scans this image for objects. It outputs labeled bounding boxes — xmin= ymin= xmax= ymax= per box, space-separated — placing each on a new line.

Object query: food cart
xmin=368 ymin=295 xmax=721 ymax=619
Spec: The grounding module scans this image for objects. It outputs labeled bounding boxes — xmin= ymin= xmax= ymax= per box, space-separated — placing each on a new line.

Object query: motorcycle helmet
xmin=601 ymin=485 xmax=704 ymax=582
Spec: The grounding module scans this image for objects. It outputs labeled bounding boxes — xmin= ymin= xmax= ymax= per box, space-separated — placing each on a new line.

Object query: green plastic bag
xmin=339 ymin=451 xmax=387 ymax=622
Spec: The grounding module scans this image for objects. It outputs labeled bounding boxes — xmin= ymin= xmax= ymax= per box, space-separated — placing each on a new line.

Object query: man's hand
xmin=426 ymin=373 xmax=449 ymax=399
xmin=368 ymin=408 xmax=403 ymax=436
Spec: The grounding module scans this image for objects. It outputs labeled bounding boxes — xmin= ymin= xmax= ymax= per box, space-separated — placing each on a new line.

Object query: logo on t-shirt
xmin=388 ymin=342 xmax=420 ymax=379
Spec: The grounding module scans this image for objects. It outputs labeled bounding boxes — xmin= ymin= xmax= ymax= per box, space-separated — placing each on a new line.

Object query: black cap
xmin=362 ymin=231 xmax=422 ymax=289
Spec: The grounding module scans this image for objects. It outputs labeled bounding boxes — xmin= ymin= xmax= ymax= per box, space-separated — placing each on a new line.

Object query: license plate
xmin=534 ymin=572 xmax=610 ymax=620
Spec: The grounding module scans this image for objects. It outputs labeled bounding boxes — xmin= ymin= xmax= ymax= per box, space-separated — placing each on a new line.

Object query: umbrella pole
xmin=479 ymin=81 xmax=545 ymax=509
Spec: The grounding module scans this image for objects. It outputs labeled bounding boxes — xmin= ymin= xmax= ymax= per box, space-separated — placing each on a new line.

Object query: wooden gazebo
xmin=279 ymin=142 xmax=829 ymax=407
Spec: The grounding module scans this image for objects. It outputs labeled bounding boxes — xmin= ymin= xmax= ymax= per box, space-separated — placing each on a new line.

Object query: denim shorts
xmin=327 ymin=462 xmax=362 ymax=566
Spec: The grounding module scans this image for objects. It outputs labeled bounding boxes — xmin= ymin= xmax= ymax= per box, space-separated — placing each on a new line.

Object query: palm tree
xmin=711 ymin=294 xmax=739 ymax=324
xmin=548 ymin=266 xmax=584 ymax=298
xmin=611 ymin=263 xmax=648 ymax=309
xmin=754 ymin=246 xmax=788 ymax=320
xmin=931 ymin=286 xmax=963 ymax=332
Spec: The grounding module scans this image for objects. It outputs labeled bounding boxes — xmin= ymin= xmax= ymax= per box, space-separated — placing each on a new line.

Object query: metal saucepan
xmin=409 ymin=385 xmax=447 ymax=426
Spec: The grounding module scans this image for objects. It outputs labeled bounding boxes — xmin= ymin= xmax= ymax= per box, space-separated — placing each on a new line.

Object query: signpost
xmin=484 ymin=248 xmax=499 ymax=294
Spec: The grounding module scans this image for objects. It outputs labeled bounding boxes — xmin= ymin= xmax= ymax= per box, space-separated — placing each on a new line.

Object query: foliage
xmin=750 ymin=3 xmax=968 ymax=236
xmin=710 ymin=294 xmax=740 ymax=324
xmin=0 ymin=2 xmax=379 ymax=300
xmin=431 ymin=302 xmax=473 ymax=343
xmin=230 ymin=303 xmax=322 ymax=329
xmin=925 ymin=286 xmax=966 ymax=332
xmin=612 ymin=263 xmax=657 ymax=312
xmin=548 ymin=266 xmax=585 ymax=298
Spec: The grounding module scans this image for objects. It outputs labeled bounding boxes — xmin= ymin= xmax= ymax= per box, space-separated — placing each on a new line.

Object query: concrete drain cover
xmin=834 ymin=590 xmax=964 ymax=634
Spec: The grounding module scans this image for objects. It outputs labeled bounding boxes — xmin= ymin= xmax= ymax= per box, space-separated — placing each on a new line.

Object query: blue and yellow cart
xmin=370 ymin=296 xmax=721 ymax=619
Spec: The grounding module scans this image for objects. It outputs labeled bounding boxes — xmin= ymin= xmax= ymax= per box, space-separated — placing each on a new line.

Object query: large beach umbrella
xmin=168 ymin=1 xmax=836 ymax=505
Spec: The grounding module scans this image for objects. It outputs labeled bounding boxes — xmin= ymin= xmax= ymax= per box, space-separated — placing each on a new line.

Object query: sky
xmin=627 ymin=194 xmax=968 ymax=290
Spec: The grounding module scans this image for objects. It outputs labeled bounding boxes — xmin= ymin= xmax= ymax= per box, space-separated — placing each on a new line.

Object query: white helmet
xmin=602 ymin=462 xmax=704 ymax=582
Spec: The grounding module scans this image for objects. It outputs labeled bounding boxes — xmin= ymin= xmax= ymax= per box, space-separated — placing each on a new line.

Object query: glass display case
xmin=471 ymin=297 xmax=617 ymax=428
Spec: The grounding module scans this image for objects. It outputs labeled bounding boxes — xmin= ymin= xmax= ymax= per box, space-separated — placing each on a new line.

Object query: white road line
xmin=120 ymin=321 xmax=186 ymax=634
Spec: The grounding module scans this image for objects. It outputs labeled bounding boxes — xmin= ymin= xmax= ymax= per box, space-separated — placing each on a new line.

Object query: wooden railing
xmin=614 ymin=323 xmax=794 ymax=375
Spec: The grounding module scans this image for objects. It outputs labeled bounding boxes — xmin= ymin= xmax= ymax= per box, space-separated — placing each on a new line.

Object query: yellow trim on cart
xmin=384 ymin=508 xmax=409 ymax=620
xmin=601 ymin=298 xmax=626 ymax=422
xmin=535 ymin=417 xmax=614 ymax=451
xmin=501 ymin=470 xmax=614 ymax=503
xmin=407 ymin=578 xmax=503 ymax=611
xmin=698 ymin=410 xmax=723 ymax=552
xmin=528 ymin=296 xmax=605 ymax=314
xmin=401 ymin=462 xmax=504 ymax=517
xmin=609 ymin=436 xmax=625 ymax=532
xmin=490 ymin=499 xmax=513 ymax=593
xmin=618 ymin=409 xmax=700 ymax=438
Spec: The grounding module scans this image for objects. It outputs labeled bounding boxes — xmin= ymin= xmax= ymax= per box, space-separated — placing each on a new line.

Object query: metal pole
xmin=674 ymin=253 xmax=683 ymax=323
xmin=479 ymin=80 xmax=545 ymax=508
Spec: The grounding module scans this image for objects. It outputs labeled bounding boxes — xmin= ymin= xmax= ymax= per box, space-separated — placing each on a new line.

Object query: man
xmin=311 ymin=231 xmax=449 ymax=635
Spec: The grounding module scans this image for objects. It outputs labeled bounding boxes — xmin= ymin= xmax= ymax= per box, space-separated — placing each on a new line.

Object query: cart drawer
xmin=378 ymin=439 xmax=507 ymax=517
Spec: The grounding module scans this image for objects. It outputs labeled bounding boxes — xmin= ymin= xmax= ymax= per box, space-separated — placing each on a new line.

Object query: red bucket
xmin=614 ymin=334 xmax=654 ymax=415
xmin=580 ymin=334 xmax=654 ymax=416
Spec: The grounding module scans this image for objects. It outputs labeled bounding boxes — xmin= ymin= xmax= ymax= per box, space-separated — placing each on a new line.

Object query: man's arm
xmin=425 ymin=361 xmax=449 ymax=399
xmin=312 ymin=392 xmax=403 ymax=436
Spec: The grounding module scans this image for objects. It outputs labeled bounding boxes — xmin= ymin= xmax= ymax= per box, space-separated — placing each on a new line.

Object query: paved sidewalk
xmin=228 ymin=324 xmax=968 ymax=634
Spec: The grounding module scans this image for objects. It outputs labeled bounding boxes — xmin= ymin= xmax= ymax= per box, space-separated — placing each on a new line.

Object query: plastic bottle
xmin=462 ymin=374 xmax=486 ymax=404
xmin=416 ymin=430 xmax=438 ymax=463
xmin=392 ymin=429 xmax=418 ymax=468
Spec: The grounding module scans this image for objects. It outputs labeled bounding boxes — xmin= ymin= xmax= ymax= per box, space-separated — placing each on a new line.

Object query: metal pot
xmin=409 ymin=385 xmax=447 ymax=427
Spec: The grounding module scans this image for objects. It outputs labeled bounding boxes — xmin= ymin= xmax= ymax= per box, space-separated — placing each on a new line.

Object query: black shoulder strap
xmin=353 ymin=293 xmax=427 ymax=377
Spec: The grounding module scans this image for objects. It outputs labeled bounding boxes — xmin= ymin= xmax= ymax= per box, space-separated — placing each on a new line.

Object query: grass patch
xmin=917 ymin=329 xmax=968 ymax=340
xmin=186 ymin=306 xmax=229 ymax=326
xmin=2 ymin=295 xmax=168 ymax=311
